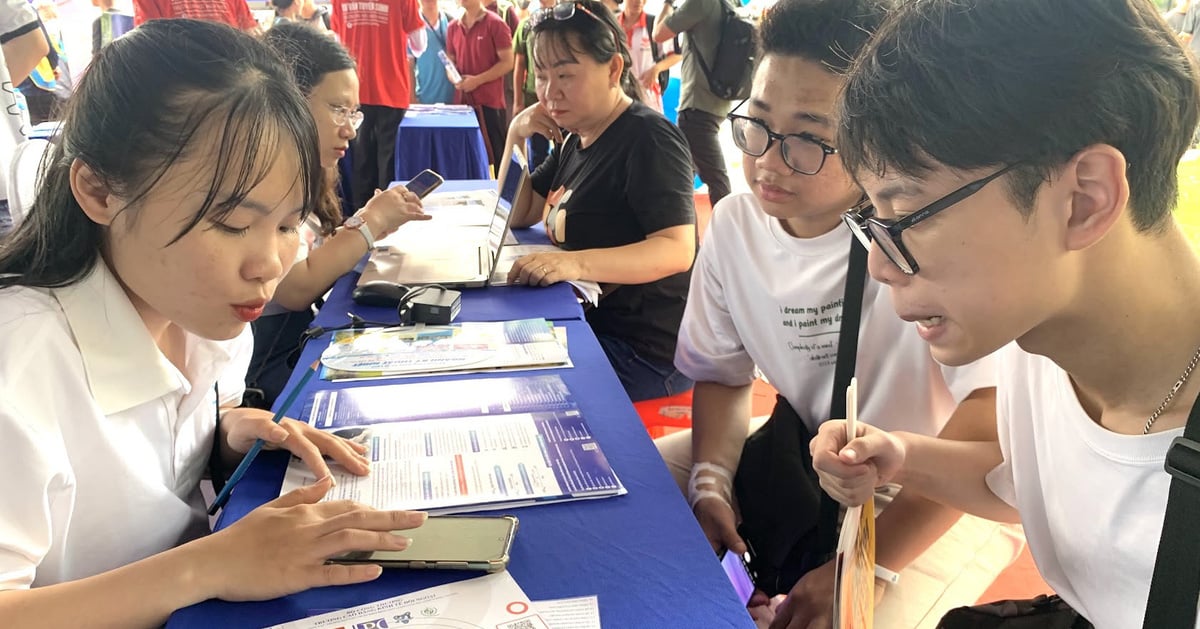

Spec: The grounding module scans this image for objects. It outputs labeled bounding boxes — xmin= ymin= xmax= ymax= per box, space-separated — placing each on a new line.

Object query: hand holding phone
xmin=720 ymin=548 xmax=757 ymax=605
xmin=329 ymin=515 xmax=518 ymax=572
xmin=404 ymin=169 xmax=445 ymax=199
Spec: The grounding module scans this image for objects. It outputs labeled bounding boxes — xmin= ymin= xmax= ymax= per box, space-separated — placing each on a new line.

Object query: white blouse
xmin=0 ymin=262 xmax=251 ymax=589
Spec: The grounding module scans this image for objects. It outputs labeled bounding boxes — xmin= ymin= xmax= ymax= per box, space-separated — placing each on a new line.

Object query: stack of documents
xmin=284 ymin=375 xmax=627 ymax=514
xmin=318 ymin=318 xmax=570 ymax=381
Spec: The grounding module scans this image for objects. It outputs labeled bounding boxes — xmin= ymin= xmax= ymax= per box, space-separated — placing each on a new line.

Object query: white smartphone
xmin=328 ymin=515 xmax=518 ymax=572
xmin=404 ymin=168 xmax=445 ymax=199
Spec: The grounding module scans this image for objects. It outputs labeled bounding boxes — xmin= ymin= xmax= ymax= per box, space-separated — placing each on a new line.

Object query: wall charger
xmin=404 ymin=286 xmax=462 ymax=325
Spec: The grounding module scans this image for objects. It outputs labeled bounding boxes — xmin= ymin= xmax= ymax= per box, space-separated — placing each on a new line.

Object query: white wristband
xmin=875 ymin=564 xmax=901 ymax=585
xmin=687 ymin=461 xmax=734 ymax=509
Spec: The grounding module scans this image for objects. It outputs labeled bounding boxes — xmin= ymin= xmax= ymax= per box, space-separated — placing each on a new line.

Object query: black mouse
xmin=352 ymin=280 xmax=408 ymax=307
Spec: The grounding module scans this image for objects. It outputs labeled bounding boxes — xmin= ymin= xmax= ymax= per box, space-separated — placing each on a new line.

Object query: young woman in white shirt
xmin=0 ymin=19 xmax=426 ymax=627
xmin=250 ymin=23 xmax=431 ymax=407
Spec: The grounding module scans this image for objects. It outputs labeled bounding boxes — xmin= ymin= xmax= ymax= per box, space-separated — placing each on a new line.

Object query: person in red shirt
xmin=332 ymin=0 xmax=426 ymax=209
xmin=133 ymin=0 xmax=258 ymax=31
xmin=485 ymin=0 xmax=517 ymax=33
xmin=446 ymin=0 xmax=513 ymax=172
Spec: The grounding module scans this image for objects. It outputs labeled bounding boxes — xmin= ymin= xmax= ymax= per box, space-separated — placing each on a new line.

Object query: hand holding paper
xmin=810 ymin=412 xmax=907 ymax=509
xmin=833 ymin=378 xmax=876 ymax=629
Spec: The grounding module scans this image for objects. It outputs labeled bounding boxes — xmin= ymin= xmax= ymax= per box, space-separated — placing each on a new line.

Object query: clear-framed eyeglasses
xmin=330 ymin=104 xmax=364 ymax=130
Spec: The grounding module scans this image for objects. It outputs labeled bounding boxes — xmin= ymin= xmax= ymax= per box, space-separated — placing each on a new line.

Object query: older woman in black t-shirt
xmin=503 ymin=0 xmax=697 ymax=402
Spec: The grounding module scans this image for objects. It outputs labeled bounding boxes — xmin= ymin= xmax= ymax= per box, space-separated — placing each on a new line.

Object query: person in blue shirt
xmin=412 ymin=0 xmax=456 ymax=104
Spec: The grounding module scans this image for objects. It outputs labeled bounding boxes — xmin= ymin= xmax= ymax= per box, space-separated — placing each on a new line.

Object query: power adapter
xmin=403 ymin=286 xmax=462 ymax=325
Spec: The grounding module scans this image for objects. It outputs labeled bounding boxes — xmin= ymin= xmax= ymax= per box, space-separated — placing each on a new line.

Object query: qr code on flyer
xmin=497 ymin=615 xmax=550 ymax=629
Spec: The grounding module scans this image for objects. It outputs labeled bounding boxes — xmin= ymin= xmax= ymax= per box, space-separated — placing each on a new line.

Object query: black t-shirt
xmin=530 ymin=101 xmax=696 ymax=366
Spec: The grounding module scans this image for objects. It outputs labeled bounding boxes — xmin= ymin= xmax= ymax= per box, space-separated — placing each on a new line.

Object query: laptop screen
xmin=487 ymin=150 xmax=527 ymax=254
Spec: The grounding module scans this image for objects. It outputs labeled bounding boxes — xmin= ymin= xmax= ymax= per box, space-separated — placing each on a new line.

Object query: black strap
xmin=209 ymin=382 xmax=226 ymax=493
xmin=686 ymin=0 xmax=734 ymax=89
xmin=812 ymin=237 xmax=869 ymax=558
xmin=1142 ymin=390 xmax=1200 ymax=628
xmin=422 ymin=12 xmax=447 ymax=50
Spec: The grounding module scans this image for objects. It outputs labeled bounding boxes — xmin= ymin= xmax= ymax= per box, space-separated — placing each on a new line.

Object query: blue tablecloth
xmin=395 ymin=106 xmax=490 ymax=182
xmin=316 ymin=267 xmax=582 ymax=328
xmin=166 ymin=319 xmax=754 ymax=628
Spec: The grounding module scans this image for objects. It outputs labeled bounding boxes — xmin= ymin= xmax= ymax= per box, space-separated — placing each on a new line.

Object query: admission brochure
xmin=282 ymin=376 xmax=625 ymax=514
xmin=318 ymin=318 xmax=570 ymax=381
xmin=300 ymin=375 xmax=579 ymax=429
xmin=833 ymin=378 xmax=876 ymax=628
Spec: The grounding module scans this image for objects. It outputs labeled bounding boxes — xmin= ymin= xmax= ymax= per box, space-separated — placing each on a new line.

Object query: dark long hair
xmin=0 ymin=19 xmax=322 ymax=290
xmin=530 ymin=0 xmax=643 ymax=102
xmin=264 ymin=21 xmax=357 ymax=235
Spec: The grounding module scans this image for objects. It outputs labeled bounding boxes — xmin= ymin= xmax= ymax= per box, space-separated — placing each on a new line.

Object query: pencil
xmin=845 ymin=377 xmax=858 ymax=443
xmin=208 ymin=359 xmax=321 ymax=515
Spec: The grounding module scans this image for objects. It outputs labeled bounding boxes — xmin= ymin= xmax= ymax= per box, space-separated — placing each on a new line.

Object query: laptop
xmin=359 ymin=148 xmax=530 ymax=289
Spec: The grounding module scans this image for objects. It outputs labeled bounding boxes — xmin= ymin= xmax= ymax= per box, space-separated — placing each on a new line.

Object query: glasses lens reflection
xmin=867 ymin=221 xmax=914 ymax=274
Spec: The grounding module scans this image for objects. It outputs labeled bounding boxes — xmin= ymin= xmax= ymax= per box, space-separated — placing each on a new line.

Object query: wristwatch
xmin=343 ymin=213 xmax=375 ymax=249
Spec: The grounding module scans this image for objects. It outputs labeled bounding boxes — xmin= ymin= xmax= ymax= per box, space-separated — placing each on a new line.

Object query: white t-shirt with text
xmin=675 ymin=192 xmax=995 ymax=435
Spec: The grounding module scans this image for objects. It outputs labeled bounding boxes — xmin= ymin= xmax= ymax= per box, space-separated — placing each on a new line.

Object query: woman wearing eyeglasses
xmin=503 ymin=0 xmax=697 ymax=403
xmin=251 ymin=23 xmax=432 ymax=407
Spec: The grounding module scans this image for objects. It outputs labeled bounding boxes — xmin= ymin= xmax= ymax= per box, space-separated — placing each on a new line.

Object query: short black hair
xmin=263 ymin=21 xmax=355 ymax=95
xmin=757 ymin=0 xmax=895 ymax=75
xmin=837 ymin=0 xmax=1200 ymax=232
xmin=530 ymin=0 xmax=642 ymax=102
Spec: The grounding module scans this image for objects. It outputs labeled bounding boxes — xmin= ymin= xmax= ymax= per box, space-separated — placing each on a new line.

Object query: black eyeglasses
xmin=841 ymin=163 xmax=1019 ymax=275
xmin=530 ymin=1 xmax=618 ymax=43
xmin=726 ymin=99 xmax=838 ymax=176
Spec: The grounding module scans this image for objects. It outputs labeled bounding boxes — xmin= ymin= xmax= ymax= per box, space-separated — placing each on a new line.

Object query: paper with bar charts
xmin=280 ymin=409 xmax=626 ymax=515
xmin=262 ymin=571 xmax=552 ymax=629
xmin=318 ymin=319 xmax=571 ymax=381
xmin=833 ymin=378 xmax=875 ymax=629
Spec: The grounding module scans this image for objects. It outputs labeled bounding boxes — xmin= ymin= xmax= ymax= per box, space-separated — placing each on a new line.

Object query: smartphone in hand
xmin=328 ymin=515 xmax=518 ymax=572
xmin=404 ymin=169 xmax=445 ymax=199
xmin=720 ymin=548 xmax=756 ymax=605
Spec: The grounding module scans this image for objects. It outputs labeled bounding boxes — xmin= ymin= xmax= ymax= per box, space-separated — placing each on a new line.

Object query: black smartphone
xmin=328 ymin=515 xmax=518 ymax=572
xmin=404 ymin=169 xmax=445 ymax=199
xmin=719 ymin=548 xmax=756 ymax=605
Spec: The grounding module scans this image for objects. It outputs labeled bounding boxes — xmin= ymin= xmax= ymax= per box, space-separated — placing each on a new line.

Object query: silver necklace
xmin=1143 ymin=343 xmax=1200 ymax=434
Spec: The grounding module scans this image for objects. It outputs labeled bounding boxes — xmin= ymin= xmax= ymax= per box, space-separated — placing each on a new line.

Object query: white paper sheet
xmin=263 ymin=571 xmax=550 ymax=629
xmin=533 ymin=596 xmax=602 ymax=629
xmin=490 ymin=245 xmax=602 ymax=305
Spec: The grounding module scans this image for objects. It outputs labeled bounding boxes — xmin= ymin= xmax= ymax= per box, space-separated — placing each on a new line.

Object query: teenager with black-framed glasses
xmin=813 ymin=1 xmax=1200 ymax=627
xmin=655 ymin=1 xmax=1009 ymax=625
